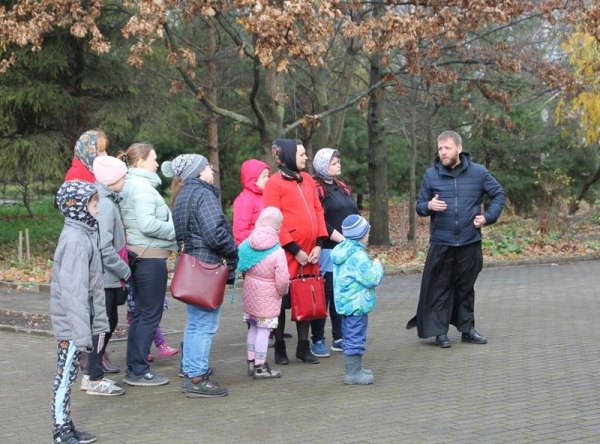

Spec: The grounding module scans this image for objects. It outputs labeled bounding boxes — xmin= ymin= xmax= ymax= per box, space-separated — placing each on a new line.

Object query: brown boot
xmin=102 ymin=352 xmax=120 ymax=374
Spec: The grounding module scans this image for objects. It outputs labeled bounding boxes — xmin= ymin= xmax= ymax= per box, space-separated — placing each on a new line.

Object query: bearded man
xmin=406 ymin=130 xmax=505 ymax=348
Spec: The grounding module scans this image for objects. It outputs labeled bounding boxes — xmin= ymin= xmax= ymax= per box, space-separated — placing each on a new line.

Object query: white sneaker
xmin=86 ymin=378 xmax=125 ymax=396
xmin=80 ymin=374 xmax=117 ymax=392
xmin=80 ymin=374 xmax=92 ymax=391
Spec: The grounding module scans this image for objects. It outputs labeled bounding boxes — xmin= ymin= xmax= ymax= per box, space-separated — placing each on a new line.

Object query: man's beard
xmin=441 ymin=154 xmax=460 ymax=168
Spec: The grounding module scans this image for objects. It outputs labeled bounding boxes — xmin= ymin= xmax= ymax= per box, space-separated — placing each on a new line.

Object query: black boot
xmin=274 ymin=341 xmax=289 ymax=365
xmin=461 ymin=327 xmax=487 ymax=344
xmin=296 ymin=340 xmax=320 ymax=364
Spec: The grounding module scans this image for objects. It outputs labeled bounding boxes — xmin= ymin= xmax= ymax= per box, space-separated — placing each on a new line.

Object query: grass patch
xmin=0 ymin=198 xmax=63 ymax=255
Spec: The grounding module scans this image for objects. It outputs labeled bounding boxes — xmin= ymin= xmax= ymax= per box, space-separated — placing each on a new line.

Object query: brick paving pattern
xmin=1 ymin=261 xmax=599 ymax=443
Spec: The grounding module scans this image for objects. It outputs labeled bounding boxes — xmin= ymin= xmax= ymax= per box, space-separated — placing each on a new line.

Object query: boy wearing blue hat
xmin=331 ymin=214 xmax=384 ymax=385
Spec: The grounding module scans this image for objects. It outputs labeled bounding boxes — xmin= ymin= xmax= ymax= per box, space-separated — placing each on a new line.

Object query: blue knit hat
xmin=342 ymin=214 xmax=370 ymax=240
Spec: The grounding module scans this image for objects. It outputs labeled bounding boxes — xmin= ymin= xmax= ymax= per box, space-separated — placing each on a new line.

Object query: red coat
xmin=263 ymin=171 xmax=327 ymax=278
xmin=64 ymin=158 xmax=96 ymax=183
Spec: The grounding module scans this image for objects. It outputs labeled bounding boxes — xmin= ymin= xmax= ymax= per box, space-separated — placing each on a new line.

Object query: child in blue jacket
xmin=331 ymin=214 xmax=383 ymax=385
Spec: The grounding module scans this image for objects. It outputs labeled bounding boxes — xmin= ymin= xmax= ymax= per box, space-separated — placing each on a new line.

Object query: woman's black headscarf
xmin=271 ymin=138 xmax=303 ymax=182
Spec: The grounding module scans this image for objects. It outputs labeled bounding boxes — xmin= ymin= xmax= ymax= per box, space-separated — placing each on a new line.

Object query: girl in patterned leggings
xmin=50 ymin=180 xmax=109 ymax=444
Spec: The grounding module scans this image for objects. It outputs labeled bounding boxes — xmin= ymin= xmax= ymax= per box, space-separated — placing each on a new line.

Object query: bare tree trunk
xmin=17 ymin=179 xmax=33 ymax=217
xmin=407 ymin=95 xmax=417 ymax=241
xmin=312 ymin=68 xmax=330 ymax=151
xmin=263 ymin=66 xmax=285 ymax=148
xmin=330 ymin=16 xmax=360 ymax=147
xmin=569 ymin=165 xmax=600 ymax=215
xmin=367 ymin=2 xmax=389 ymax=246
xmin=206 ymin=19 xmax=220 ymax=191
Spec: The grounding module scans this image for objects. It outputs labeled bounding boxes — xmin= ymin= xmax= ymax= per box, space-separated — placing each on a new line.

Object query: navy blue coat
xmin=416 ymin=151 xmax=505 ymax=246
xmin=173 ymin=178 xmax=237 ymax=266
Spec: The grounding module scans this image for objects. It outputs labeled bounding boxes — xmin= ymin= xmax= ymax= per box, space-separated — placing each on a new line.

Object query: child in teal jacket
xmin=331 ymin=214 xmax=383 ymax=385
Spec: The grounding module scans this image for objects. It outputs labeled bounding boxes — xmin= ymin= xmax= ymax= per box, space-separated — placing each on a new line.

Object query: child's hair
xmin=116 ymin=143 xmax=154 ymax=168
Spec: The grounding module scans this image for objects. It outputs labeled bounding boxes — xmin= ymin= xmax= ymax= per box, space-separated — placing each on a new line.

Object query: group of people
xmin=49 ymin=129 xmax=504 ymax=444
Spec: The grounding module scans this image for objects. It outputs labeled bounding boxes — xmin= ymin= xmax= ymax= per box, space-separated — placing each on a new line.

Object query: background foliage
xmin=1 ymin=1 xmax=599 ymax=248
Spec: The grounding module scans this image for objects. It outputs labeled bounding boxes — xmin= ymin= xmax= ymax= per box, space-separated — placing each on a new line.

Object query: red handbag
xmin=170 ymin=252 xmax=228 ymax=310
xmin=290 ymin=266 xmax=327 ymax=322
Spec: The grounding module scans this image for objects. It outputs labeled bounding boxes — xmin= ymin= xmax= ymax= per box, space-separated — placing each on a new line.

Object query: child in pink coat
xmin=238 ymin=207 xmax=290 ymax=379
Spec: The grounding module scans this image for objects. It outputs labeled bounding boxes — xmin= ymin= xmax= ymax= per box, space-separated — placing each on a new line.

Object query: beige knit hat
xmin=255 ymin=206 xmax=283 ymax=233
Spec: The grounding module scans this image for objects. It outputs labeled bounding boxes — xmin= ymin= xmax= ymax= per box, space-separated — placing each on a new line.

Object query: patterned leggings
xmin=51 ymin=340 xmax=81 ymax=437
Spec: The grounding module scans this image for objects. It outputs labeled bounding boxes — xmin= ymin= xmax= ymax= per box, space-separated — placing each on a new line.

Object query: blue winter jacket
xmin=416 ymin=151 xmax=505 ymax=246
xmin=331 ymin=239 xmax=384 ymax=316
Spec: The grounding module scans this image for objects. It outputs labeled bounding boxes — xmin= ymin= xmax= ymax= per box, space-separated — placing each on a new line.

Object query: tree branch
xmin=162 ymin=22 xmax=259 ymax=130
xmin=282 ymin=79 xmax=389 ymax=134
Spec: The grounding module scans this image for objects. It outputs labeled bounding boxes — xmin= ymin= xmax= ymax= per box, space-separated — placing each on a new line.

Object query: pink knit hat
xmin=93 ymin=155 xmax=128 ymax=186
xmin=255 ymin=206 xmax=283 ymax=233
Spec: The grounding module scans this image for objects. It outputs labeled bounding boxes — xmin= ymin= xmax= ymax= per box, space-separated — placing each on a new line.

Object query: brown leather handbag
xmin=170 ymin=193 xmax=228 ymax=310
xmin=170 ymin=253 xmax=227 ymax=310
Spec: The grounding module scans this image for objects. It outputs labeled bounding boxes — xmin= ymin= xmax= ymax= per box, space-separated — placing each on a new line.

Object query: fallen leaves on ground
xmin=1 ymin=202 xmax=600 ymax=284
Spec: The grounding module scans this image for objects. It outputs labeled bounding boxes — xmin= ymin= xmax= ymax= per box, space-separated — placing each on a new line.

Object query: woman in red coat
xmin=263 ymin=138 xmax=328 ymax=365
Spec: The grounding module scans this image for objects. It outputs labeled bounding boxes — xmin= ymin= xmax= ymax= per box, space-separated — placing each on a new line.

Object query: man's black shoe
xmin=435 ymin=335 xmax=451 ymax=348
xmin=461 ymin=327 xmax=487 ymax=344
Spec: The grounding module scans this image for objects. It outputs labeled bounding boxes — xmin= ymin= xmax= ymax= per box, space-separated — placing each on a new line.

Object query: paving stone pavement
xmin=1 ymin=260 xmax=600 ymax=444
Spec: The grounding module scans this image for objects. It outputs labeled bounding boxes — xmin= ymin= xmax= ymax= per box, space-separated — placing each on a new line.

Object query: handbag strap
xmin=177 ymin=191 xmax=226 ymax=266
xmin=179 ymin=192 xmax=196 ymax=253
xmin=296 ymin=264 xmax=319 ymax=279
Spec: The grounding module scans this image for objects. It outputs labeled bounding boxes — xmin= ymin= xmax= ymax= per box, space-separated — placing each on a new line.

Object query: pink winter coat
xmin=242 ymin=226 xmax=289 ymax=319
xmin=232 ymin=159 xmax=270 ymax=245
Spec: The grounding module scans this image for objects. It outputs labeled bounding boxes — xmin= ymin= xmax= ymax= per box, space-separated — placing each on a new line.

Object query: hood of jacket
xmin=56 ymin=180 xmax=99 ymax=228
xmin=331 ymin=239 xmax=365 ymax=265
xmin=240 ymin=159 xmax=270 ymax=195
xmin=96 ymin=181 xmax=122 ymax=204
xmin=433 ymin=151 xmax=472 ymax=176
xmin=127 ymin=167 xmax=162 ymax=188
xmin=247 ymin=226 xmax=279 ymax=251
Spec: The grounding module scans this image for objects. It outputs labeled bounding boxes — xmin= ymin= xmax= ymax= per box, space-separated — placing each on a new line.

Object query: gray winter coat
xmin=96 ymin=183 xmax=131 ymax=288
xmin=50 ymin=218 xmax=109 ymax=350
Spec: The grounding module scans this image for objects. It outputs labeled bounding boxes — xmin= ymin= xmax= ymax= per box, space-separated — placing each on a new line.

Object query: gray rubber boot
xmin=344 ymin=355 xmax=374 ymax=385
